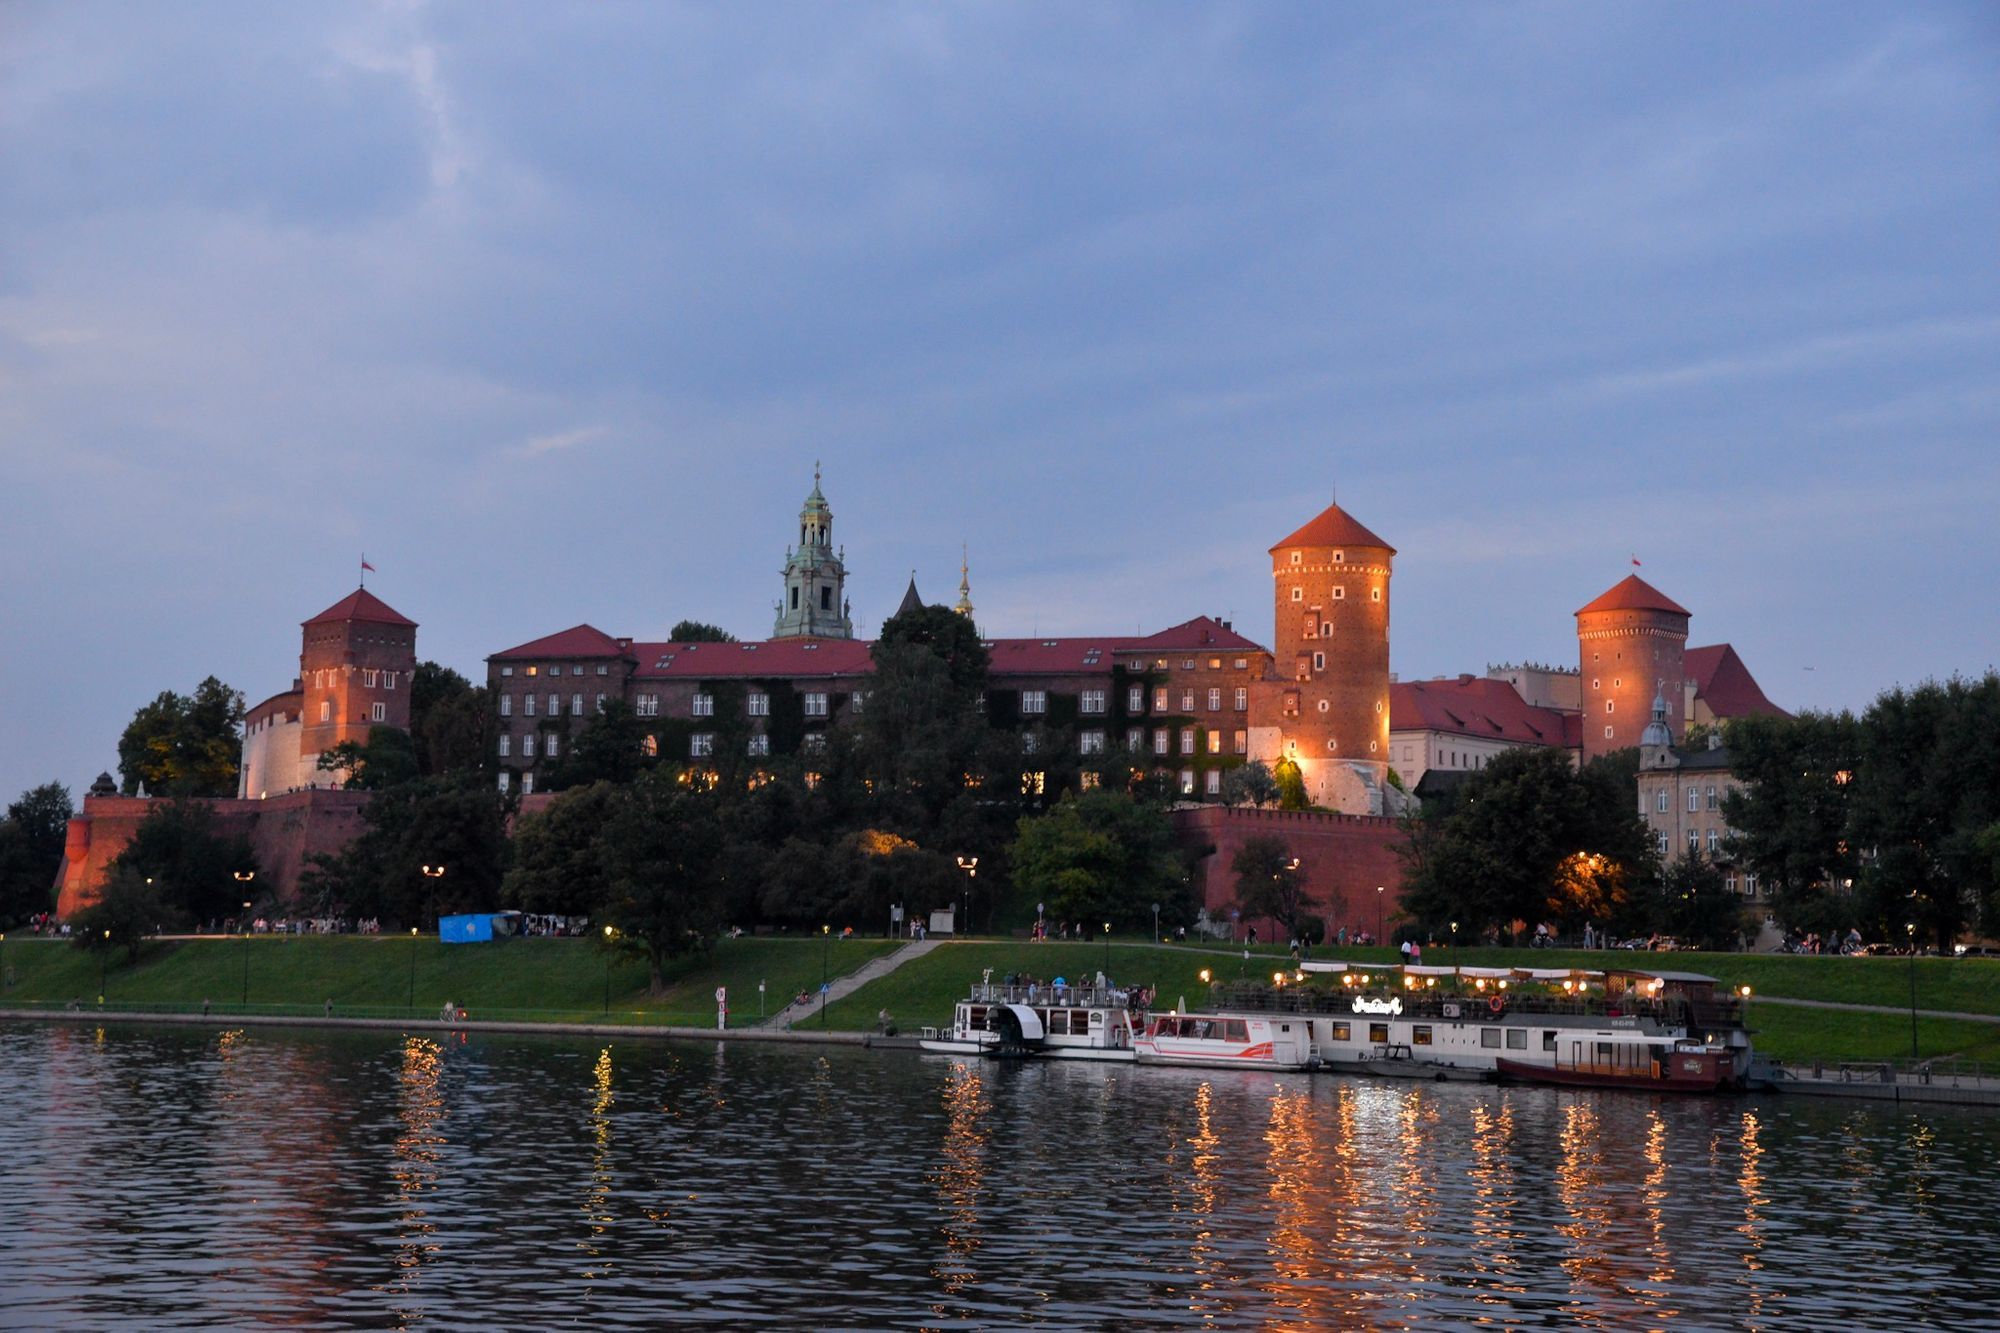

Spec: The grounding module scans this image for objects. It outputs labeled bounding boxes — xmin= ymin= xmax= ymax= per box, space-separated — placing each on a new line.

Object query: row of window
xmin=1656 ymin=829 xmax=1728 ymax=856
xmin=634 ymin=690 xmax=841 ymax=719
xmin=1647 ymin=785 xmax=1724 ymax=814
xmin=309 ymin=700 xmax=387 ymax=724
xmin=1288 ymin=586 xmax=1383 ymax=604
xmin=501 ymin=692 xmax=607 ymax=718
xmin=500 ymin=664 xmax=612 ymax=678
xmin=309 ymin=668 xmax=401 ymax=691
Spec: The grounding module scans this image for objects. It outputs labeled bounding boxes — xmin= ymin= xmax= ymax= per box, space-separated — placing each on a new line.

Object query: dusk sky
xmin=4 ymin=4 xmax=1997 ymax=802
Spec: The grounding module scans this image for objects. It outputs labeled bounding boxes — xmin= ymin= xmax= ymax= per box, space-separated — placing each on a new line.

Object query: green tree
xmin=70 ymin=865 xmax=178 ymax=963
xmin=1722 ymin=711 xmax=1862 ymax=936
xmin=0 ymin=782 xmax=72 ymax=925
xmin=668 ymin=621 xmax=737 ymax=643
xmin=1010 ymin=790 xmax=1191 ymax=932
xmin=299 ymin=776 xmax=512 ymax=926
xmin=1657 ymin=853 xmax=1744 ymax=951
xmin=597 ymin=774 xmax=729 ymax=993
xmin=1272 ymin=758 xmax=1308 ymax=811
xmin=502 ymin=781 xmax=617 ymax=916
xmin=107 ymin=800 xmax=260 ymax=926
xmin=316 ymin=726 xmax=420 ymax=790
xmin=542 ymin=699 xmax=649 ymax=790
xmin=117 ymin=676 xmax=245 ymax=796
xmin=406 ymin=663 xmax=493 ymax=777
xmin=1231 ymin=835 xmax=1320 ymax=942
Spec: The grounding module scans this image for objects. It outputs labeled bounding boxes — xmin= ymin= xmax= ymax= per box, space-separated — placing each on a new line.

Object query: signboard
xmin=1352 ymin=996 xmax=1404 ymax=1016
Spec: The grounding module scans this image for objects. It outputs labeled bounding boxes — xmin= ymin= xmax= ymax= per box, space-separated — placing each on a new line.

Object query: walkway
xmin=1756 ymin=995 xmax=2000 ymax=1025
xmin=761 ymin=938 xmax=943 ymax=1029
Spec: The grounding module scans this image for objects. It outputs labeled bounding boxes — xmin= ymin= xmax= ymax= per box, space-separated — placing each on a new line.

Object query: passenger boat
xmin=1495 ymin=1035 xmax=1739 ymax=1092
xmin=919 ymin=973 xmax=1142 ymax=1061
xmin=1132 ymin=1010 xmax=1314 ymax=1072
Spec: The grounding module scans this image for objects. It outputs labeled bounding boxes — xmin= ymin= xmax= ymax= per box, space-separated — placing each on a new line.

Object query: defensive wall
xmin=1172 ymin=804 xmax=1407 ymax=946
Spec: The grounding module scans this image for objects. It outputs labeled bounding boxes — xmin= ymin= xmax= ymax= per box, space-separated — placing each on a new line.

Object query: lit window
xmin=749 ymin=692 xmax=770 ymax=716
xmin=1021 ymin=690 xmax=1047 ymax=715
xmin=1180 ymin=728 xmax=1195 ymax=755
xmin=804 ymin=692 xmax=829 ymax=717
xmin=1234 ymin=730 xmax=1247 ymax=754
xmin=1206 ymin=731 xmax=1221 ymax=755
xmin=748 ymin=734 xmax=770 ymax=757
xmin=692 ymin=693 xmax=714 ymax=717
xmin=1080 ymin=771 xmax=1100 ymax=790
xmin=521 ymin=773 xmax=534 ymax=795
xmin=1153 ymin=687 xmax=1169 ymax=712
xmin=525 ymin=667 xmax=538 ymax=677
xmin=1021 ymin=771 xmax=1046 ymax=796
xmin=641 ymin=735 xmax=658 ymax=757
xmin=691 ymin=733 xmax=714 ymax=757
xmin=1180 ymin=769 xmax=1195 ymax=794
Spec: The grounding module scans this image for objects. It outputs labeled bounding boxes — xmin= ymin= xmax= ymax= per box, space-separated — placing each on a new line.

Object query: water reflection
xmin=928 ymin=1060 xmax=988 ymax=1302
xmin=578 ymin=1046 xmax=614 ymax=1285
xmin=379 ymin=1035 xmax=445 ymax=1320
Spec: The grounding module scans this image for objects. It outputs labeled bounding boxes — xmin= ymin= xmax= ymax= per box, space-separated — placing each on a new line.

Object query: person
xmin=1400 ymin=938 xmax=1413 ymax=964
xmin=1583 ymin=922 xmax=1596 ymax=951
xmin=877 ymin=1008 xmax=895 ymax=1036
xmin=1410 ymin=942 xmax=1422 ymax=965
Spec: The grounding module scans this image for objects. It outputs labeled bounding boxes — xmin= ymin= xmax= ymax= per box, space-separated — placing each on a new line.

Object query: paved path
xmin=1756 ymin=995 xmax=2000 ymax=1025
xmin=762 ymin=938 xmax=943 ymax=1030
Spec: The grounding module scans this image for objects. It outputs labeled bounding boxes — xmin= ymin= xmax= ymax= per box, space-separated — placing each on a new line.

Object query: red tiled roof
xmin=1686 ymin=643 xmax=1789 ymax=720
xmin=1575 ymin=574 xmax=1690 ymax=618
xmin=1126 ymin=616 xmax=1268 ymax=655
xmin=490 ymin=624 xmax=631 ymax=661
xmin=632 ymin=638 xmax=876 ymax=679
xmin=1270 ymin=502 xmax=1395 ymax=554
xmin=304 ymin=588 xmax=416 ymax=627
xmin=1389 ymin=676 xmax=1570 ymax=746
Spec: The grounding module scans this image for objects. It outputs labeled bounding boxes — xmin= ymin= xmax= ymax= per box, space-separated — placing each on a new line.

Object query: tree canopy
xmin=668 ymin=621 xmax=737 ymax=643
xmin=117 ymin=676 xmax=245 ymax=797
xmin=106 ymin=800 xmax=260 ymax=925
xmin=1010 ymin=790 xmax=1192 ymax=933
xmin=1231 ymin=834 xmax=1320 ymax=942
xmin=298 ymin=775 xmax=512 ymax=926
xmin=0 ymin=782 xmax=72 ymax=925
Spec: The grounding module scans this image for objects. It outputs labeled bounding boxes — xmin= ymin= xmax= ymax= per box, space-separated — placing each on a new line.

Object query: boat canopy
xmin=1299 ymin=960 xmax=1354 ymax=974
xmin=1626 ymin=969 xmax=1720 ymax=985
xmin=998 ymin=1004 xmax=1046 ymax=1041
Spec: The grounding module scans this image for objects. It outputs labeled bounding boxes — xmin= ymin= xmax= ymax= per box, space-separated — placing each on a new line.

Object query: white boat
xmin=919 ymin=977 xmax=1141 ymax=1061
xmin=1133 ymin=1010 xmax=1314 ymax=1071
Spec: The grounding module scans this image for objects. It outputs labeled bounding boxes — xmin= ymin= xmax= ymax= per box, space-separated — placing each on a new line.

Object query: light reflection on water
xmin=3 ymin=1022 xmax=1999 ymax=1329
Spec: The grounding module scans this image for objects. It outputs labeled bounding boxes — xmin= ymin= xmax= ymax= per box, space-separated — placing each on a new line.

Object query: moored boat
xmin=919 ymin=972 xmax=1142 ymax=1061
xmin=1496 ymin=1036 xmax=1739 ymax=1092
xmin=1132 ymin=1010 xmax=1314 ymax=1071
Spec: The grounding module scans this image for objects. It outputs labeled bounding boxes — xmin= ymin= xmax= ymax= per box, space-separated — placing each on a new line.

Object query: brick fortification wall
xmin=55 ymin=790 xmax=373 ymax=919
xmin=1173 ymin=804 xmax=1408 ymax=946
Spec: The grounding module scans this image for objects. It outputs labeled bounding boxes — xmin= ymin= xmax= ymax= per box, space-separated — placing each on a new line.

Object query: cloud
xmin=510 ymin=425 xmax=608 ymax=458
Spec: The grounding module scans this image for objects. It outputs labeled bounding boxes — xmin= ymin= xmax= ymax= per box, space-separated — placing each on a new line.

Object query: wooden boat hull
xmin=1495 ymin=1054 xmax=1731 ymax=1093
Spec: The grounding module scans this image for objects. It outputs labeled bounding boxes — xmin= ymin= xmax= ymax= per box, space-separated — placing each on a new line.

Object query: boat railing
xmin=970 ymin=983 xmax=1138 ymax=1010
xmin=1208 ymin=984 xmax=1705 ymax=1026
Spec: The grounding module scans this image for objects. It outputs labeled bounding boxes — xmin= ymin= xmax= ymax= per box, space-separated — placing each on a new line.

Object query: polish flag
xmin=361 ymin=559 xmax=376 ymax=572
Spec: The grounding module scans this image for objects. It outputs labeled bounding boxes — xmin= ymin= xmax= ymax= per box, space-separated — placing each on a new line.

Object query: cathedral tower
xmin=1255 ymin=499 xmax=1394 ymax=813
xmin=774 ymin=465 xmax=853 ymax=639
xmin=298 ymin=588 xmax=418 ymax=783
xmin=1576 ymin=573 xmax=1689 ymax=761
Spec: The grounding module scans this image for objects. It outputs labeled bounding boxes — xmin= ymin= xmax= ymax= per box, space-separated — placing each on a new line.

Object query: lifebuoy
xmin=1487 ymin=995 xmax=1505 ymax=1017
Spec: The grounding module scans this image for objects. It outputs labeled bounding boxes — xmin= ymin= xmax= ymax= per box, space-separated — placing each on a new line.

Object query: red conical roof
xmin=304 ymin=587 xmax=416 ymax=627
xmin=1270 ymin=501 xmax=1394 ymax=554
xmin=1575 ymin=574 xmax=1689 ymax=618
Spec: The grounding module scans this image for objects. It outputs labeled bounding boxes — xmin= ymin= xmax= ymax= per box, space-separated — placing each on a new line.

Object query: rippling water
xmin=2 ymin=1021 xmax=1994 ymax=1329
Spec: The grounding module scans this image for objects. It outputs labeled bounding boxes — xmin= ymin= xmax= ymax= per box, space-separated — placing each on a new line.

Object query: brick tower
xmin=1256 ymin=499 xmax=1394 ymax=813
xmin=298 ymin=588 xmax=418 ymax=783
xmin=1575 ymin=574 xmax=1689 ymax=761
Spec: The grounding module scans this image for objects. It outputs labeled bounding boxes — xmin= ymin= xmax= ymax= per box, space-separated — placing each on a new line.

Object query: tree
xmin=1231 ymin=835 xmax=1320 ymax=942
xmin=0 ymin=782 xmax=72 ymax=925
xmin=542 ymin=700 xmax=649 ymax=790
xmin=70 ymin=865 xmax=178 ymax=963
xmin=409 ymin=663 xmax=493 ymax=777
xmin=316 ymin=726 xmax=420 ymax=790
xmin=856 ymin=605 xmax=1006 ymax=837
xmin=596 ymin=774 xmax=729 ymax=993
xmin=117 ymin=677 xmax=245 ymax=796
xmin=1220 ymin=761 xmax=1280 ymax=809
xmin=502 ymin=781 xmax=617 ymax=916
xmin=299 ymin=775 xmax=512 ymax=926
xmin=1397 ymin=746 xmax=1653 ymax=938
xmin=1657 ymin=853 xmax=1746 ymax=951
xmin=1010 ymin=790 xmax=1191 ymax=932
xmin=1272 ymin=758 xmax=1308 ymax=811
xmin=876 ymin=603 xmax=990 ymax=697
xmin=669 ymin=620 xmax=737 ymax=643
xmin=107 ymin=800 xmax=260 ymax=925
xmin=1722 ymin=711 xmax=1863 ymax=936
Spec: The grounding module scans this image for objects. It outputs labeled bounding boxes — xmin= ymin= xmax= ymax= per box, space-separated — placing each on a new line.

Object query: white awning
xmin=1000 ymin=1004 xmax=1046 ymax=1041
xmin=1299 ymin=960 xmax=1352 ymax=973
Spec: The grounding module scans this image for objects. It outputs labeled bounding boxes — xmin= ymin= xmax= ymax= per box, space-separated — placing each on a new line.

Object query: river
xmin=1 ymin=1021 xmax=1992 ymax=1328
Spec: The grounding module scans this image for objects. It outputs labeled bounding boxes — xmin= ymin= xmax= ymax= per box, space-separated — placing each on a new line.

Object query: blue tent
xmin=438 ymin=912 xmax=522 ymax=944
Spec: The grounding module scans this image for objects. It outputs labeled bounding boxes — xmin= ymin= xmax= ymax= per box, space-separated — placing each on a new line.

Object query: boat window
xmin=1045 ymin=1009 xmax=1067 ymax=1036
xmin=1329 ymin=1022 xmax=1351 ymax=1041
xmin=1413 ymin=1026 xmax=1433 ymax=1046
xmin=1224 ymin=1020 xmax=1248 ymax=1043
xmin=1079 ymin=1011 xmax=1095 ymax=1030
xmin=1369 ymin=1023 xmax=1390 ymax=1043
xmin=968 ymin=1006 xmax=988 ymax=1030
xmin=1481 ymin=1029 xmax=1501 ymax=1049
xmin=1542 ymin=1031 xmax=1557 ymax=1052
xmin=1507 ymin=1029 xmax=1528 ymax=1050
xmin=1279 ymin=1024 xmax=1291 ymax=1034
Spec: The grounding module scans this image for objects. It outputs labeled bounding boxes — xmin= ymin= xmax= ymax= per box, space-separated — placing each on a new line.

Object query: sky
xmin=3 ymin=3 xmax=1997 ymax=802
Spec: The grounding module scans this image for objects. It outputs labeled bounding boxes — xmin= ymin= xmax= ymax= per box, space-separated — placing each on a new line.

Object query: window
xmin=1592 ymin=679 xmax=1601 ymax=691
xmin=1746 ymin=873 xmax=1759 ymax=896
xmin=1020 ymin=690 xmax=1047 ymax=715
xmin=1606 ymin=700 xmax=1615 ymax=714
xmin=362 ymin=669 xmax=378 ymax=687
xmin=1330 ymin=1022 xmax=1351 ymax=1041
xmin=320 ymin=701 xmax=331 ymax=722
xmin=1508 ymin=1029 xmax=1528 ymax=1050
xmin=1481 ymin=1029 xmax=1501 ymax=1049
xmin=1206 ymin=731 xmax=1221 ymax=755
xmin=1128 ymin=686 xmax=1144 ymax=713
xmin=804 ymin=692 xmax=829 ymax=717
xmin=1709 ymin=830 xmax=1721 ymax=853
xmin=1180 ymin=690 xmax=1194 ymax=711
xmin=1605 ymin=726 xmax=1615 ymax=739
xmin=1234 ymin=730 xmax=1247 ymax=755
xmin=1080 ymin=730 xmax=1105 ymax=755
xmin=1312 ymin=652 xmax=1325 ymax=671
xmin=1542 ymin=1031 xmax=1556 ymax=1052
xmin=596 ymin=664 xmax=608 ymax=676
xmin=573 ymin=665 xmax=585 ymax=676
xmin=790 ymin=587 xmax=799 ymax=609
xmin=850 ymin=691 xmax=865 ymax=714
xmin=498 ymin=735 xmax=511 ymax=757
xmin=1413 ymin=1026 xmax=1433 ymax=1046
xmin=595 ymin=693 xmax=606 ymax=713
xmin=501 ymin=667 xmax=514 ymax=678
xmin=1080 ymin=690 xmax=1105 ymax=715
xmin=1706 ymin=786 xmax=1718 ymax=811
xmin=743 ymin=734 xmax=768 ymax=757
xmin=525 ymin=667 xmax=538 ymax=677
xmin=1153 ymin=729 xmax=1169 ymax=755
xmin=1290 ymin=587 xmax=1303 ymax=602
xmin=549 ymin=693 xmax=561 ymax=716
xmin=1333 ymin=551 xmax=1345 ymax=563
xmin=500 ymin=695 xmax=513 ymax=717
xmin=1332 ymin=586 xmax=1345 ymax=601
xmin=1657 ymin=831 xmax=1670 ymax=854
xmin=1021 ymin=771 xmax=1045 ymax=796
xmin=1206 ymin=688 xmax=1220 ymax=711
xmin=1371 ymin=588 xmax=1381 ymax=602
xmin=691 ymin=733 xmax=714 ymax=758
xmin=820 ymin=585 xmax=832 ymax=611
xmin=1688 ymin=830 xmax=1700 ymax=855
xmin=641 ymin=735 xmax=658 ymax=757
xmin=1688 ymin=787 xmax=1700 ymax=812
xmin=1656 ymin=789 xmax=1669 ymax=813
xmin=546 ymin=734 xmax=560 ymax=758
xmin=749 ymin=691 xmax=770 ymax=717
xmin=571 ymin=693 xmax=583 ymax=716
xmin=1234 ymin=687 xmax=1247 ymax=711
xmin=371 ymin=702 xmax=386 ymax=723
xmin=1022 ymin=732 xmax=1039 ymax=755
xmin=636 ymin=694 xmax=659 ymax=718
xmin=522 ymin=735 xmax=537 ymax=759
xmin=1154 ymin=688 xmax=1169 ymax=712
xmin=524 ymin=694 xmax=537 ymax=717
xmin=1182 ymin=659 xmax=1195 ymax=670
xmin=497 ymin=771 xmax=510 ymax=792
xmin=521 ymin=773 xmax=534 ymax=795
xmin=692 ymin=693 xmax=714 ymax=717
xmin=1726 ymin=875 xmax=1739 ymax=894
xmin=1179 ymin=769 xmax=1195 ymax=794
xmin=802 ymin=733 xmax=827 ymax=755
xmin=1290 ymin=551 xmax=1301 ymax=565
xmin=1180 ymin=728 xmax=1195 ymax=755
xmin=1369 ymin=1023 xmax=1389 ymax=1043
xmin=1126 ymin=727 xmax=1144 ymax=751
xmin=1079 ymin=771 xmax=1101 ymax=791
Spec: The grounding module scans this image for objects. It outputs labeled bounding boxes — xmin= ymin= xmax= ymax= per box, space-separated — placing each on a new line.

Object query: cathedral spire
xmin=954 ymin=544 xmax=974 ymax=618
xmin=774 ymin=467 xmax=852 ymax=638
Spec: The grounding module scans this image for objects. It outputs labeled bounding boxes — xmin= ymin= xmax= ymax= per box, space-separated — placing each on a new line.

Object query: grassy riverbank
xmin=0 ymin=934 xmax=896 ymax=1027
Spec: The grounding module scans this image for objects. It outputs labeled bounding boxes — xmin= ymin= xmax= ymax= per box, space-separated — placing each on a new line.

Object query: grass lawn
xmin=0 ymin=934 xmax=897 ymax=1027
xmin=1746 ymin=1002 xmax=2000 ymax=1065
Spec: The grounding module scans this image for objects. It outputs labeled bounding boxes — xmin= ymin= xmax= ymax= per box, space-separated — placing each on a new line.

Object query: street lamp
xmin=821 ymin=924 xmax=831 ymax=1028
xmin=603 ymin=925 xmax=615 ymax=1015
xmin=408 ymin=926 xmax=419 ymax=1012
xmin=1103 ymin=921 xmax=1112 ymax=977
xmin=1376 ymin=886 xmax=1385 ymax=948
xmin=240 ymin=899 xmax=253 ymax=1005
xmin=1152 ymin=902 xmax=1160 ymax=944
xmin=421 ymin=864 xmax=445 ymax=931
xmin=1450 ymin=920 xmax=1460 ymax=990
xmin=100 ymin=929 xmax=111 ymax=1002
xmin=1906 ymin=921 xmax=1919 ymax=1059
xmin=955 ymin=857 xmax=978 ymax=936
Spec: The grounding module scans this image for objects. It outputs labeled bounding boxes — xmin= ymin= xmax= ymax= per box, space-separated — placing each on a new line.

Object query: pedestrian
xmin=1400 ymin=938 xmax=1413 ymax=964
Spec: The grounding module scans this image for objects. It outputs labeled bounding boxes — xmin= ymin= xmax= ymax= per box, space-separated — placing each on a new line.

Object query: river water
xmin=1 ymin=1021 xmax=1993 ymax=1329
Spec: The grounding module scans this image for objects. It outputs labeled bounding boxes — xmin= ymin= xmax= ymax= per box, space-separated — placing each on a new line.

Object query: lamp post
xmin=1450 ymin=920 xmax=1460 ymax=991
xmin=100 ymin=929 xmax=110 ymax=1002
xmin=1906 ymin=921 xmax=1919 ymax=1059
xmin=421 ymin=864 xmax=445 ymax=931
xmin=955 ymin=856 xmax=978 ymax=936
xmin=1376 ymin=886 xmax=1385 ymax=949
xmin=1152 ymin=902 xmax=1160 ymax=944
xmin=821 ymin=924 xmax=831 ymax=1028
xmin=1103 ymin=921 xmax=1112 ymax=978
xmin=603 ymin=925 xmax=615 ymax=1015
xmin=240 ymin=900 xmax=253 ymax=1005
xmin=0 ymin=932 xmax=6 ymax=993
xmin=408 ymin=926 xmax=419 ymax=1012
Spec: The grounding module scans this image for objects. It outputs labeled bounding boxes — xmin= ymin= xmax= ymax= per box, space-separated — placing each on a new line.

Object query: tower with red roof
xmin=1575 ymin=574 xmax=1688 ymax=761
xmin=298 ymin=587 xmax=419 ymax=781
xmin=1256 ymin=499 xmax=1395 ymax=812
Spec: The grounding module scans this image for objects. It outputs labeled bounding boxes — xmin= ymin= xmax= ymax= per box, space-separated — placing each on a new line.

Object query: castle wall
xmin=1173 ymin=804 xmax=1408 ymax=945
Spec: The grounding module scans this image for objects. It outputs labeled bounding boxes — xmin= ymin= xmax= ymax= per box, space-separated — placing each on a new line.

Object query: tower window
xmin=821 ymin=586 xmax=832 ymax=611
xmin=791 ymin=587 xmax=799 ymax=609
xmin=1332 ymin=587 xmax=1345 ymax=600
xmin=1333 ymin=551 xmax=1345 ymax=563
xmin=1291 ymin=588 xmax=1303 ymax=602
xmin=1312 ymin=652 xmax=1325 ymax=671
xmin=371 ymin=702 xmax=385 ymax=723
xmin=1290 ymin=552 xmax=1301 ymax=565
xmin=1371 ymin=588 xmax=1381 ymax=602
xmin=1606 ymin=701 xmax=1615 ymax=714
xmin=1609 ymin=727 xmax=1618 ymax=740
xmin=320 ymin=701 xmax=331 ymax=722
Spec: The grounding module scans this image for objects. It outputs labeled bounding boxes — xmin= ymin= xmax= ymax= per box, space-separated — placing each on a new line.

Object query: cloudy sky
xmin=3 ymin=3 xmax=1996 ymax=801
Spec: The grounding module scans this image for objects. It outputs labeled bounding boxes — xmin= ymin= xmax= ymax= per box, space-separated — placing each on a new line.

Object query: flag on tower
xmin=1630 ymin=553 xmax=1642 ymax=568
xmin=361 ymin=558 xmax=375 ymax=573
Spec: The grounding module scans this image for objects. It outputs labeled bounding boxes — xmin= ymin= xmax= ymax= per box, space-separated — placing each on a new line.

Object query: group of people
xmin=19 ymin=913 xmax=68 ymax=937
xmin=1785 ymin=928 xmax=1865 ymax=955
